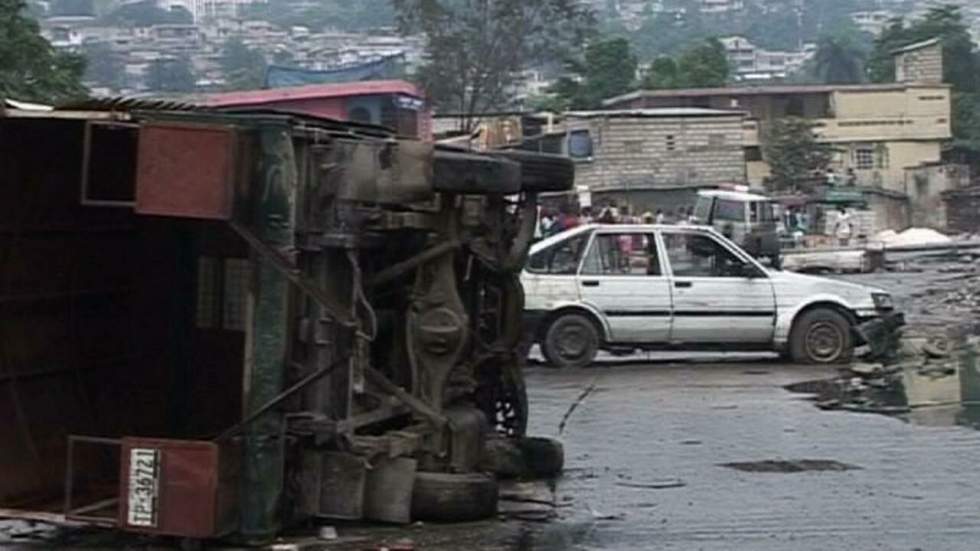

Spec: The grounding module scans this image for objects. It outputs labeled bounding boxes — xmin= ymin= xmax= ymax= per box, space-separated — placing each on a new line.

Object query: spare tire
xmin=411 ymin=472 xmax=499 ymax=522
xmin=493 ymin=150 xmax=575 ymax=193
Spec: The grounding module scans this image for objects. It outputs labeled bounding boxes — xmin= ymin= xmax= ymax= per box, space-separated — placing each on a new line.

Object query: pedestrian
xmin=846 ymin=168 xmax=857 ymax=187
xmin=598 ymin=205 xmax=617 ymax=224
xmin=833 ymin=206 xmax=853 ymax=247
xmin=559 ymin=205 xmax=580 ymax=231
xmin=580 ymin=206 xmax=594 ymax=225
xmin=655 ymin=209 xmax=665 ymax=224
xmin=539 ymin=210 xmax=554 ymax=237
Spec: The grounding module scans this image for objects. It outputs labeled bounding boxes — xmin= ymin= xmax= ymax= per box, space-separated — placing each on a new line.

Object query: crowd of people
xmin=535 ymin=202 xmax=697 ymax=240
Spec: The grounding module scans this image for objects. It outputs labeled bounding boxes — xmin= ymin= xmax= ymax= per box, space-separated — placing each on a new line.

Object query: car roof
xmin=530 ymin=224 xmax=719 ymax=254
xmin=697 ymin=189 xmax=772 ymax=202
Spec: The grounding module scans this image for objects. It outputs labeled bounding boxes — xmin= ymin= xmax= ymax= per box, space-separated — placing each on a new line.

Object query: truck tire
xmin=492 ymin=150 xmax=575 ymax=193
xmin=518 ymin=436 xmax=564 ymax=478
xmin=541 ymin=313 xmax=599 ymax=369
xmin=411 ymin=472 xmax=499 ymax=522
xmin=433 ymin=150 xmax=522 ymax=195
xmin=789 ymin=308 xmax=854 ymax=364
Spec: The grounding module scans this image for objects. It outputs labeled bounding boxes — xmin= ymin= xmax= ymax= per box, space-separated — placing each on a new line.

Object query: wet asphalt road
xmin=517 ymin=361 xmax=980 ymax=551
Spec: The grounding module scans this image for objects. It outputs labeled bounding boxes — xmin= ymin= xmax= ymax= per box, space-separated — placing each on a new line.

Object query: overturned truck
xmin=0 ymin=102 xmax=573 ymax=541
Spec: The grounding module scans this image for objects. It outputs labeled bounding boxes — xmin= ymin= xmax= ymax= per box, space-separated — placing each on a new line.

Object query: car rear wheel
xmin=789 ymin=308 xmax=854 ymax=364
xmin=542 ymin=313 xmax=599 ymax=369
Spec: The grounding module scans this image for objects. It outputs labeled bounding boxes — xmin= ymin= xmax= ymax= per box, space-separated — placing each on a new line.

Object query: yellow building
xmin=603 ymin=82 xmax=951 ymax=193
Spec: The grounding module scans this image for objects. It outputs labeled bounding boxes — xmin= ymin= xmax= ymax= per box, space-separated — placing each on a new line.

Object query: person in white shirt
xmin=833 ymin=206 xmax=853 ymax=247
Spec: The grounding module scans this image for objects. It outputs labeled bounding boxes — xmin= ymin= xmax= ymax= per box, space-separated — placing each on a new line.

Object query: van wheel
xmin=542 ymin=314 xmax=599 ymax=369
xmin=789 ymin=308 xmax=853 ymax=364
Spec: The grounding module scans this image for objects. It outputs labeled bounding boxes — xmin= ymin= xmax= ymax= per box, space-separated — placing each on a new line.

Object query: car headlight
xmin=872 ymin=293 xmax=894 ymax=310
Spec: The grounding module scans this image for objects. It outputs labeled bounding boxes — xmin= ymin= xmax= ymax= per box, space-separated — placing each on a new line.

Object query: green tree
xmin=762 ymin=118 xmax=834 ymax=193
xmin=550 ymin=37 xmax=637 ymax=109
xmin=82 ymin=41 xmax=126 ymax=91
xmin=811 ymin=34 xmax=866 ymax=84
xmin=675 ymin=38 xmax=729 ymax=88
xmin=868 ymin=5 xmax=978 ymax=91
xmin=640 ymin=38 xmax=729 ymax=89
xmin=394 ymin=0 xmax=594 ymax=129
xmin=221 ymin=38 xmax=267 ymax=91
xmin=145 ymin=56 xmax=196 ymax=93
xmin=643 ymin=57 xmax=680 ymax=89
xmin=0 ymin=0 xmax=87 ymax=103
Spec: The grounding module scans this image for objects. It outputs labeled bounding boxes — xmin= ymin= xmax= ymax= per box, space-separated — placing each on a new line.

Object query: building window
xmin=745 ymin=146 xmax=763 ymax=162
xmin=568 ymin=130 xmax=593 ymax=159
xmin=665 ymin=135 xmax=676 ymax=151
xmin=854 ymin=147 xmax=875 ymax=170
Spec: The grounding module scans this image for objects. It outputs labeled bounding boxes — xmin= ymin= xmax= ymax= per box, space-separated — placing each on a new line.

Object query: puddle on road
xmin=786 ymin=339 xmax=980 ymax=431
xmin=720 ymin=459 xmax=860 ymax=473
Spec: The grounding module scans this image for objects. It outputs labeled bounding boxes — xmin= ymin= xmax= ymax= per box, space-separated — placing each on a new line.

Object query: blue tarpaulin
xmin=264 ymin=54 xmax=406 ymax=88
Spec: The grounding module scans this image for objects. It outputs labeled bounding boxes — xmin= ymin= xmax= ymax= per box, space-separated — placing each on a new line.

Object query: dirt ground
xmin=5 ymin=252 xmax=980 ymax=550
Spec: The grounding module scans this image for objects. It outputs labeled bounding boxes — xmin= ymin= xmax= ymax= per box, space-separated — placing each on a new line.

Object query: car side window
xmin=581 ymin=233 xmax=661 ymax=276
xmin=663 ymin=233 xmax=747 ymax=278
xmin=527 ymin=233 xmax=590 ymax=275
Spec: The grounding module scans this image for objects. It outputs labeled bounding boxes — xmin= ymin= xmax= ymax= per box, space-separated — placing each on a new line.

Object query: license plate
xmin=127 ymin=448 xmax=160 ymax=528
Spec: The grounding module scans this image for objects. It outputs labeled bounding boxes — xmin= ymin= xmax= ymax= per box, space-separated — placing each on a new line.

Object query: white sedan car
xmin=522 ymin=224 xmax=902 ymax=368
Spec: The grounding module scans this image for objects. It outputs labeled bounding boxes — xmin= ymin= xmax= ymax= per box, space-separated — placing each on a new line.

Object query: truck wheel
xmin=789 ymin=308 xmax=854 ymax=364
xmin=542 ymin=314 xmax=599 ymax=369
xmin=518 ymin=436 xmax=564 ymax=478
xmin=492 ymin=150 xmax=575 ymax=193
xmin=411 ymin=472 xmax=499 ymax=522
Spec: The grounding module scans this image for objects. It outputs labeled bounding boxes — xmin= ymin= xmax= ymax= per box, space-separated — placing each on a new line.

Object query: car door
xmin=576 ymin=230 xmax=672 ymax=343
xmin=660 ymin=229 xmax=776 ymax=344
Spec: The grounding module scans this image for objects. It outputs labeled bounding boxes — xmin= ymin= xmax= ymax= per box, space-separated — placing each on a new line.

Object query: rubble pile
xmin=790 ymin=335 xmax=973 ymax=415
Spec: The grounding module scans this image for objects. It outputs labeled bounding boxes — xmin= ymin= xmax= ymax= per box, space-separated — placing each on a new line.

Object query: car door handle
xmin=674 ymin=281 xmax=693 ymax=288
xmin=582 ymin=280 xmax=600 ymax=287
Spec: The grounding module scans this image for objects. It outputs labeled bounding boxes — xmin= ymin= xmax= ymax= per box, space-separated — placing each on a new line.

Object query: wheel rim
xmin=805 ymin=321 xmax=845 ymax=362
xmin=556 ymin=322 xmax=593 ymax=362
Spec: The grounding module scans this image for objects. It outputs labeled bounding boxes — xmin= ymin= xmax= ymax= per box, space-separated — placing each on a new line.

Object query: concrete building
xmin=605 ymin=29 xmax=952 ymax=197
xmin=719 ymin=36 xmax=815 ymax=82
xmin=894 ymin=38 xmax=943 ymax=84
xmin=699 ymin=0 xmax=744 ymax=14
xmin=851 ymin=10 xmax=898 ymax=36
xmin=519 ymin=108 xmax=749 ymax=212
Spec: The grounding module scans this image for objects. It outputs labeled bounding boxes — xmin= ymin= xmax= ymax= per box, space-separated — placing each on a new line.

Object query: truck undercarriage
xmin=0 ymin=104 xmax=573 ymax=540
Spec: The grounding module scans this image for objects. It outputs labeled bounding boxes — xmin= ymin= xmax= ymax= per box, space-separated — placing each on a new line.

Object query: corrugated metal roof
xmin=603 ymin=82 xmax=950 ymax=106
xmin=565 ymin=107 xmax=746 ymax=118
xmin=198 ymin=80 xmax=423 ymax=107
xmin=891 ymin=37 xmax=941 ymax=55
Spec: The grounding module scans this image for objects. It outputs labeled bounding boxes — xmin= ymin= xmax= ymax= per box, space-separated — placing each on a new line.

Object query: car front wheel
xmin=542 ymin=313 xmax=600 ymax=369
xmin=789 ymin=308 xmax=854 ymax=364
